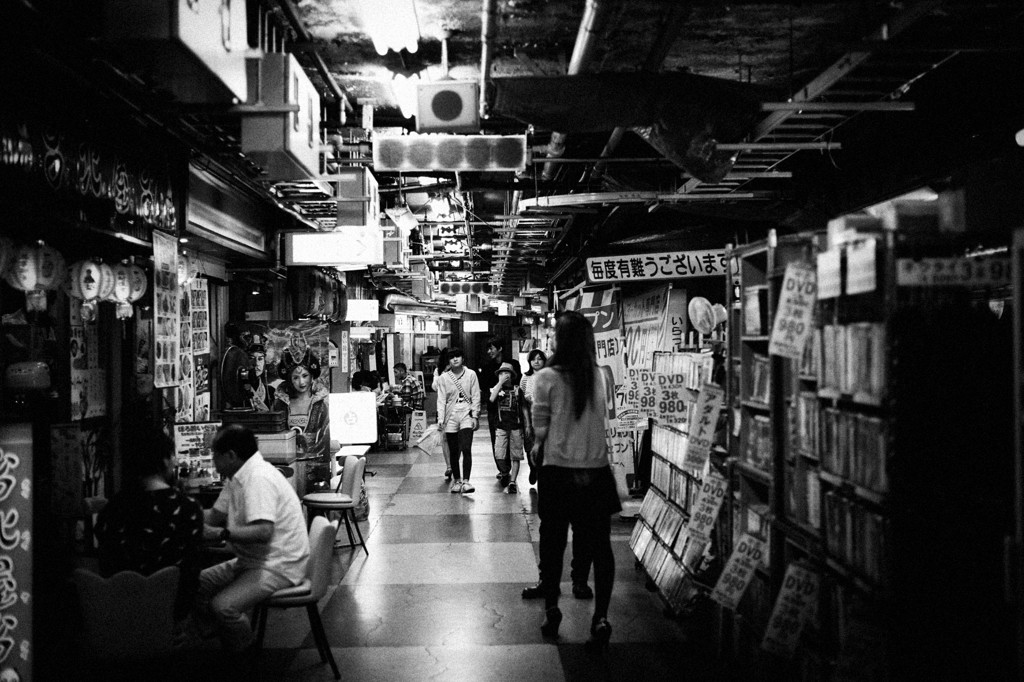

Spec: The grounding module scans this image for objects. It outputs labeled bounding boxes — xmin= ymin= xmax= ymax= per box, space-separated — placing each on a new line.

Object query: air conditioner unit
xmin=438 ymin=281 xmax=492 ymax=296
xmin=241 ymin=53 xmax=322 ymax=180
xmin=101 ymin=0 xmax=248 ymax=103
xmin=416 ymin=81 xmax=480 ymax=133
xmin=373 ymin=135 xmax=528 ymax=172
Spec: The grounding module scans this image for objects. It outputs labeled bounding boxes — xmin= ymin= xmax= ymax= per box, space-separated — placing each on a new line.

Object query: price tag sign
xmin=769 ymin=262 xmax=817 ymax=360
xmin=816 ymin=249 xmax=841 ymax=299
xmin=682 ymin=470 xmax=728 ymax=543
xmin=845 ymin=238 xmax=877 ymax=295
xmin=896 ymin=257 xmax=1011 ymax=287
xmin=761 ymin=563 xmax=820 ymax=658
xmin=656 ymin=372 xmax=692 ymax=425
xmin=626 ymin=368 xmax=658 ymax=419
xmin=711 ymin=533 xmax=767 ymax=610
xmin=683 ymin=383 xmax=724 ymax=469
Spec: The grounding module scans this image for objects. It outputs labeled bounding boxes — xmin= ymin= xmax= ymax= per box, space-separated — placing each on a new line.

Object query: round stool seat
xmin=303 ymin=492 xmax=353 ymax=507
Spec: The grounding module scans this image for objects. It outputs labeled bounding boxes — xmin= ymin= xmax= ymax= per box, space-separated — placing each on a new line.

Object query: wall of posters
xmin=69 ymin=299 xmax=106 ymax=421
xmin=152 ymin=230 xmax=180 ymax=388
xmin=0 ymin=424 xmax=33 ymax=680
xmin=176 ymin=277 xmax=194 ymax=423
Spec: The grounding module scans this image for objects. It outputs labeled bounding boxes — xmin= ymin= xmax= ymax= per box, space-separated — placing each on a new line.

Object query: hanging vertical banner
xmin=69 ymin=299 xmax=107 ymax=421
xmin=680 ymin=469 xmax=728 ymax=545
xmin=622 ymin=284 xmax=671 ymax=369
xmin=761 ymin=563 xmax=820 ymax=658
xmin=769 ymin=262 xmax=817 ymax=360
xmin=152 ymin=230 xmax=180 ymax=388
xmin=683 ymin=383 xmax=725 ymax=469
xmin=190 ymin=278 xmax=210 ymax=355
xmin=176 ymin=277 xmax=194 ymax=423
xmin=711 ymin=532 xmax=768 ymax=610
xmin=662 ymin=288 xmax=688 ymax=352
xmin=0 ymin=423 xmax=33 ymax=678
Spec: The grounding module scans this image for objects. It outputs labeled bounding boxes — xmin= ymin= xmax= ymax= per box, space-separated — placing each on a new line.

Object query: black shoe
xmin=572 ymin=582 xmax=594 ymax=599
xmin=528 ymin=467 xmax=537 ymax=485
xmin=521 ymin=583 xmax=561 ymax=599
xmin=498 ymin=474 xmax=511 ymax=488
xmin=540 ymin=606 xmax=562 ymax=639
xmin=585 ymin=618 xmax=611 ymax=653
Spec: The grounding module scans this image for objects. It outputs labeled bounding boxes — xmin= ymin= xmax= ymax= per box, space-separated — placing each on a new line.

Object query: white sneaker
xmin=461 ymin=480 xmax=475 ymax=493
xmin=450 ymin=479 xmax=463 ymax=493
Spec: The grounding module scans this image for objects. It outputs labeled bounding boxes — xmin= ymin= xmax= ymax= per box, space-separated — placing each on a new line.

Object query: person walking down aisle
xmin=529 ymin=311 xmax=620 ymax=652
xmin=196 ymin=425 xmax=310 ymax=652
xmin=480 ymin=336 xmax=520 ymax=487
xmin=432 ymin=348 xmax=453 ymax=480
xmin=519 ymin=349 xmax=546 ymax=487
xmin=489 ymin=362 xmax=526 ymax=494
xmin=434 ymin=347 xmax=481 ymax=494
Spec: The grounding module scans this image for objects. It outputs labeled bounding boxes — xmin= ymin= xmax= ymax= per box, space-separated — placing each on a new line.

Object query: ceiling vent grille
xmin=373 ymin=135 xmax=528 ymax=172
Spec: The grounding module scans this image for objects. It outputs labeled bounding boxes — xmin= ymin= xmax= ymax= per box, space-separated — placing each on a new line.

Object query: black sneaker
xmin=572 ymin=582 xmax=594 ymax=599
xmin=529 ymin=467 xmax=538 ymax=485
xmin=507 ymin=482 xmax=518 ymax=494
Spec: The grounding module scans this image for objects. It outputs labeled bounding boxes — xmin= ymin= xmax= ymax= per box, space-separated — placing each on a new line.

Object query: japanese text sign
xmin=683 ymin=383 xmax=724 ymax=469
xmin=896 ymin=257 xmax=1011 ymax=287
xmin=761 ymin=563 xmax=820 ymax=658
xmin=712 ymin=533 xmax=767 ymax=610
xmin=656 ymin=373 xmax=692 ymax=425
xmin=0 ymin=424 xmax=32 ymax=675
xmin=586 ymin=250 xmax=727 ymax=284
xmin=769 ymin=262 xmax=817 ymax=360
xmin=682 ymin=470 xmax=727 ymax=543
xmin=624 ymin=368 xmax=658 ymax=419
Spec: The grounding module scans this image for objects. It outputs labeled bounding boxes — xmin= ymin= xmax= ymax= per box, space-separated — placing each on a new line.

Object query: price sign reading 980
xmin=656 ymin=373 xmax=691 ymax=425
xmin=711 ymin=533 xmax=767 ymax=610
xmin=626 ymin=368 xmax=658 ymax=418
xmin=684 ymin=470 xmax=727 ymax=543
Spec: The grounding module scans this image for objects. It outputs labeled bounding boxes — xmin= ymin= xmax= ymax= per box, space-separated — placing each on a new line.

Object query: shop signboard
xmin=0 ymin=423 xmax=33 ymax=680
xmin=762 ymin=563 xmax=820 ymax=658
xmin=683 ymin=383 xmax=724 ymax=469
xmin=711 ymin=533 xmax=767 ymax=610
xmin=769 ymin=262 xmax=817 ymax=361
xmin=585 ymin=249 xmax=727 ymax=284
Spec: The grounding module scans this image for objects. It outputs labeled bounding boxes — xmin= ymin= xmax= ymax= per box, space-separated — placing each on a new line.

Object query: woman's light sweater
xmin=531 ymin=365 xmax=609 ymax=469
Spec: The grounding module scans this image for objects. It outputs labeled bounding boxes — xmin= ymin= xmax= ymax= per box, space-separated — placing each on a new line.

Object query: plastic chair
xmin=254 ymin=516 xmax=340 ymax=680
xmin=73 ymin=566 xmax=180 ymax=663
xmin=302 ymin=455 xmax=368 ymax=555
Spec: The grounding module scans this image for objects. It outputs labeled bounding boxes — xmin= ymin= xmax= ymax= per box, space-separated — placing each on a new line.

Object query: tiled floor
xmin=236 ymin=424 xmax=729 ymax=680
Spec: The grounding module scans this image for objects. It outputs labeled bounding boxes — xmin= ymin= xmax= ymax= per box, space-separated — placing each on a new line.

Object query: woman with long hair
xmin=519 ymin=348 xmax=547 ymax=486
xmin=272 ymin=349 xmax=330 ymax=489
xmin=529 ymin=311 xmax=619 ymax=651
xmin=433 ymin=347 xmax=480 ymax=494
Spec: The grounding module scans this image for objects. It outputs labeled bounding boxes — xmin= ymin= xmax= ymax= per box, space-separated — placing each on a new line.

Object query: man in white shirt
xmin=196 ymin=424 xmax=310 ymax=651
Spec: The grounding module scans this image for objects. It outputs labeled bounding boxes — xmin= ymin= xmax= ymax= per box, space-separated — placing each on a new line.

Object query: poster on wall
xmin=176 ymin=277 xmax=194 ymax=423
xmin=0 ymin=423 xmax=33 ymax=679
xmin=50 ymin=421 xmax=110 ymax=505
xmin=69 ymin=299 xmax=107 ymax=421
xmin=564 ymin=285 xmax=624 ymax=422
xmin=152 ymin=230 xmax=180 ymax=388
xmin=622 ymin=284 xmax=670 ymax=370
xmin=173 ymin=421 xmax=220 ymax=483
xmin=190 ymin=278 xmax=210 ymax=355
xmin=193 ymin=352 xmax=212 ymax=421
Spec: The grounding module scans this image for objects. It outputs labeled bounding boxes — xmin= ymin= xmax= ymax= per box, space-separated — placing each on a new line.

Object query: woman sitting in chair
xmin=95 ymin=426 xmax=204 ymax=617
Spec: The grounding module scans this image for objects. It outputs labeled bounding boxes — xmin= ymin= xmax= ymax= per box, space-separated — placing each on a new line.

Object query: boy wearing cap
xmin=489 ymin=362 xmax=526 ymax=493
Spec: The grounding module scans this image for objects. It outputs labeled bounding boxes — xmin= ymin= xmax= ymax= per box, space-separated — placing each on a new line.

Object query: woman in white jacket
xmin=434 ymin=347 xmax=481 ymax=494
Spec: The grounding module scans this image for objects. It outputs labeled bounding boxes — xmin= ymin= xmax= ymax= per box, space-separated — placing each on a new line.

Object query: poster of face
xmin=152 ymin=230 xmax=179 ymax=389
xmin=237 ymin=320 xmax=330 ymax=392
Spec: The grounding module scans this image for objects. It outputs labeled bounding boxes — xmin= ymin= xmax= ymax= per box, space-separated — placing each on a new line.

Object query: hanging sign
xmin=152 ymin=230 xmax=180 ymax=388
xmin=711 ymin=533 xmax=768 ymax=610
xmin=586 ymin=249 xmax=727 ymax=283
xmin=683 ymin=383 xmax=724 ymax=470
xmin=761 ymin=563 xmax=820 ymax=658
xmin=769 ymin=262 xmax=817 ymax=360
xmin=680 ymin=470 xmax=728 ymax=545
xmin=816 ymin=249 xmax=841 ymax=300
xmin=662 ymin=288 xmax=688 ymax=351
xmin=622 ymin=285 xmax=670 ymax=369
xmin=845 ymin=239 xmax=877 ymax=295
xmin=896 ymin=257 xmax=1011 ymax=287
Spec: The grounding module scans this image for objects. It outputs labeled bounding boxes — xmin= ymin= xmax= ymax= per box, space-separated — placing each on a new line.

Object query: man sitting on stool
xmin=196 ymin=424 xmax=310 ymax=652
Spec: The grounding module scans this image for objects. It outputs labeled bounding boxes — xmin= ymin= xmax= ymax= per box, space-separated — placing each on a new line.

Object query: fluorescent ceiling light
xmin=360 ymin=0 xmax=420 ymax=55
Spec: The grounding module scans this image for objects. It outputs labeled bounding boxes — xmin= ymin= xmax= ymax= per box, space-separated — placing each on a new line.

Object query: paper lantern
xmin=68 ymin=259 xmax=114 ymax=322
xmin=127 ymin=263 xmax=147 ymax=302
xmin=107 ymin=262 xmax=134 ymax=319
xmin=4 ymin=243 xmax=66 ymax=311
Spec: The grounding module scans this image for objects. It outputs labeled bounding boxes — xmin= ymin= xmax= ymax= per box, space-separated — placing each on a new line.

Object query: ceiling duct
xmin=492 ymin=73 xmax=767 ymax=184
xmin=373 ymin=135 xmax=528 ymax=172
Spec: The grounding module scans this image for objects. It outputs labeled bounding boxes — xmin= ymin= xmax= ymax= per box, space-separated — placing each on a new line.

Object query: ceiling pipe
xmin=479 ymin=0 xmax=498 ymax=119
xmin=588 ymin=3 xmax=690 ymax=183
xmin=274 ymin=0 xmax=353 ymax=114
xmin=541 ymin=0 xmax=611 ymax=182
